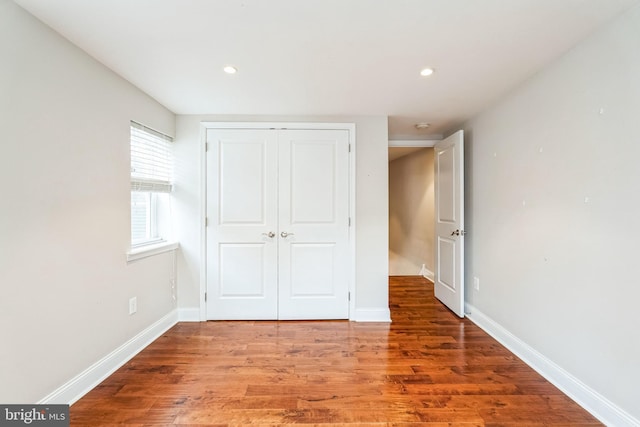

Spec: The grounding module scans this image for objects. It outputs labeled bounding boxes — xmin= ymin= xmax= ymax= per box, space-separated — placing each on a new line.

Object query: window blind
xmin=130 ymin=121 xmax=173 ymax=192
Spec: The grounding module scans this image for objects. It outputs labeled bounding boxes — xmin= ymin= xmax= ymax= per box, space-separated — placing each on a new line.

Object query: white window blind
xmin=130 ymin=121 xmax=173 ymax=192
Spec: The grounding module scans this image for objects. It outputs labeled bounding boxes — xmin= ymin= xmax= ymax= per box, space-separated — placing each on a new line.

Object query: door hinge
xmin=348 ymin=143 xmax=351 ymax=153
xmin=205 ymin=217 xmax=208 ymax=227
xmin=204 ymin=292 xmax=207 ymax=302
xmin=205 ymin=142 xmax=209 ymax=152
xmin=348 ymin=291 xmax=351 ymax=301
xmin=348 ymin=217 xmax=351 ymax=227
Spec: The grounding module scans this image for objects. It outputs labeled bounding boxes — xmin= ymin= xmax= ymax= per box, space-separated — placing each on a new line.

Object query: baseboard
xmin=353 ymin=307 xmax=391 ymax=322
xmin=38 ymin=309 xmax=179 ymax=405
xmin=417 ymin=264 xmax=434 ymax=282
xmin=178 ymin=307 xmax=201 ymax=322
xmin=465 ymin=303 xmax=639 ymax=427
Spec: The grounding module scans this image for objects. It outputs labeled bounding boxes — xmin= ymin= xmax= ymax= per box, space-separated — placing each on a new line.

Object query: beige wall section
xmin=0 ymin=1 xmax=176 ymax=403
xmin=389 ymin=148 xmax=435 ymax=277
xmin=173 ymin=115 xmax=390 ymax=319
xmin=462 ymin=3 xmax=640 ymax=422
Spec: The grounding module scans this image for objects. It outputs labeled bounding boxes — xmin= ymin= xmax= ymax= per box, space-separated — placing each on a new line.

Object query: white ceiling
xmin=13 ymin=0 xmax=639 ymax=139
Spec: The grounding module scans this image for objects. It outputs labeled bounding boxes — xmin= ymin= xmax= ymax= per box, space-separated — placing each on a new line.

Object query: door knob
xmin=450 ymin=229 xmax=466 ymax=236
xmin=262 ymin=231 xmax=275 ymax=238
xmin=280 ymin=231 xmax=294 ymax=238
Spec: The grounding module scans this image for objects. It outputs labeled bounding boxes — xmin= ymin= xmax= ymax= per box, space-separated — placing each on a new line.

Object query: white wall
xmin=462 ymin=4 xmax=640 ymax=422
xmin=173 ymin=115 xmax=389 ymax=320
xmin=0 ymin=1 xmax=176 ymax=403
xmin=389 ymin=148 xmax=435 ymax=277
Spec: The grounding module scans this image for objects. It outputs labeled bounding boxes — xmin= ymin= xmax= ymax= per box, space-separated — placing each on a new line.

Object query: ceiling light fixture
xmin=415 ymin=122 xmax=430 ymax=130
xmin=420 ymin=68 xmax=434 ymax=77
xmin=223 ymin=65 xmax=237 ymax=74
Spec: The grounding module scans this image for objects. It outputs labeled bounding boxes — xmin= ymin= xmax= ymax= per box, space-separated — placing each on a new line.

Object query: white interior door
xmin=206 ymin=127 xmax=350 ymax=320
xmin=206 ymin=129 xmax=279 ymax=320
xmin=434 ymin=130 xmax=465 ymax=318
xmin=277 ymin=130 xmax=350 ymax=319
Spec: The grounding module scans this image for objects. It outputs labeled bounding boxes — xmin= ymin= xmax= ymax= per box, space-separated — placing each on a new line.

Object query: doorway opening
xmin=388 ymin=131 xmax=466 ymax=318
xmin=388 ymin=144 xmax=436 ymax=281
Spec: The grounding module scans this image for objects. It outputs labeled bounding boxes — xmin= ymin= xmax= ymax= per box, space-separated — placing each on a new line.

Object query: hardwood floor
xmin=71 ymin=276 xmax=602 ymax=426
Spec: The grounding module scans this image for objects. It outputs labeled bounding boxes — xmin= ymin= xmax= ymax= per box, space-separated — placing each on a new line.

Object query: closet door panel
xmin=206 ymin=129 xmax=278 ymax=320
xmin=206 ymin=127 xmax=350 ymax=320
xmin=278 ymin=129 xmax=350 ymax=320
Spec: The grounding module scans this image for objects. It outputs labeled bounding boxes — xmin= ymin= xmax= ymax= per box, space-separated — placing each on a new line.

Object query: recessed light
xmin=415 ymin=122 xmax=430 ymax=130
xmin=420 ymin=68 xmax=434 ymax=77
xmin=223 ymin=65 xmax=237 ymax=74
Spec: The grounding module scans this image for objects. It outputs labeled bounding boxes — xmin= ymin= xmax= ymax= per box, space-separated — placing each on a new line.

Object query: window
xmin=130 ymin=121 xmax=173 ymax=247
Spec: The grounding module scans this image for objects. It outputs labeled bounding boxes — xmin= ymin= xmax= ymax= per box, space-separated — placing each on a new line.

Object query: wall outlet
xmin=129 ymin=297 xmax=137 ymax=315
xmin=473 ymin=277 xmax=480 ymax=291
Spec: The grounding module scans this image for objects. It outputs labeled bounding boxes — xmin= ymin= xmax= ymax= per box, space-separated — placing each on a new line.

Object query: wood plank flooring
xmin=70 ymin=276 xmax=602 ymax=426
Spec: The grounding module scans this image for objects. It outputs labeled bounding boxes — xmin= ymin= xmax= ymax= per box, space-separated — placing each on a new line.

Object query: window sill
xmin=127 ymin=241 xmax=179 ymax=262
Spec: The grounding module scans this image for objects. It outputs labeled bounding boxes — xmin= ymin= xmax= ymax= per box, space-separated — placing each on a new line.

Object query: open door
xmin=434 ymin=130 xmax=465 ymax=317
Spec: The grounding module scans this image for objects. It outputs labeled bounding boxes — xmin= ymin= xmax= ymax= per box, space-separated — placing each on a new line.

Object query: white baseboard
xmin=353 ymin=307 xmax=391 ymax=322
xmin=178 ymin=307 xmax=201 ymax=322
xmin=182 ymin=306 xmax=390 ymax=323
xmin=465 ymin=303 xmax=639 ymax=427
xmin=38 ymin=309 xmax=178 ymax=405
xmin=417 ymin=264 xmax=434 ymax=281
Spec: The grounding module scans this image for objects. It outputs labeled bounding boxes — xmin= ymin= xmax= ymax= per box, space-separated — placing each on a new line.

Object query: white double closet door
xmin=206 ymin=128 xmax=350 ymax=320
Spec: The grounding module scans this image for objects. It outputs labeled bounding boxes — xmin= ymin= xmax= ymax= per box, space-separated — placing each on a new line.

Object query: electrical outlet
xmin=129 ymin=297 xmax=137 ymax=315
xmin=473 ymin=277 xmax=480 ymax=291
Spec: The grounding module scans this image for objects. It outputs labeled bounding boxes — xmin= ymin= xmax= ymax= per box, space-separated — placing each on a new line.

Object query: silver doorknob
xmin=280 ymin=231 xmax=294 ymax=238
xmin=262 ymin=231 xmax=275 ymax=238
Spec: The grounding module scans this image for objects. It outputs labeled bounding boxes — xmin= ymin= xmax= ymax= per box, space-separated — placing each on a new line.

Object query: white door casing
xmin=434 ymin=130 xmax=465 ymax=318
xmin=205 ymin=126 xmax=351 ymax=320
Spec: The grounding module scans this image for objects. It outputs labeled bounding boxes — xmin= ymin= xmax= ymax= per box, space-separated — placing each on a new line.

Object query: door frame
xmin=388 ymin=134 xmax=465 ymax=317
xmin=199 ymin=122 xmax=357 ymax=321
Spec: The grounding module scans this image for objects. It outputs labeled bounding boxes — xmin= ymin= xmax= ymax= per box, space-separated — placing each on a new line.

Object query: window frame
xmin=131 ymin=191 xmax=163 ymax=248
xmin=129 ymin=121 xmax=173 ymax=250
